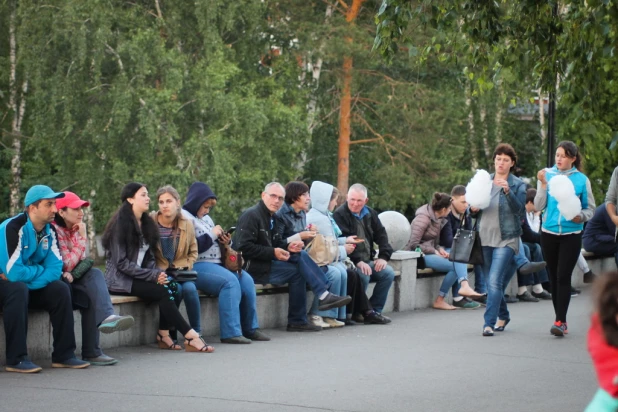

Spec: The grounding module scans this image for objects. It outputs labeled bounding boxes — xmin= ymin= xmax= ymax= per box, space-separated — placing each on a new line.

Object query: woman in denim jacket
xmin=475 ymin=143 xmax=527 ymax=336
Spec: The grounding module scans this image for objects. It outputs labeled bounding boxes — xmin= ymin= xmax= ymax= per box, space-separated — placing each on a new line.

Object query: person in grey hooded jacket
xmin=307 ymin=181 xmax=391 ymax=325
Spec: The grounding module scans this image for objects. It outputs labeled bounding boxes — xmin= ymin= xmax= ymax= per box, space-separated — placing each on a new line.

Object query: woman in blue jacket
xmin=534 ymin=141 xmax=595 ymax=337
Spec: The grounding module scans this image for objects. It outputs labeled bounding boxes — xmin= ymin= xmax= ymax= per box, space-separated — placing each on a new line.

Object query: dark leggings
xmin=346 ymin=269 xmax=372 ymax=316
xmin=541 ymin=231 xmax=582 ymax=323
xmin=118 ymin=279 xmax=192 ymax=336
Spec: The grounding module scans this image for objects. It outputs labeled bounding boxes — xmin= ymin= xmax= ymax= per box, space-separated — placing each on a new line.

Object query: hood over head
xmin=309 ymin=181 xmax=334 ymax=214
xmin=183 ymin=182 xmax=217 ymax=217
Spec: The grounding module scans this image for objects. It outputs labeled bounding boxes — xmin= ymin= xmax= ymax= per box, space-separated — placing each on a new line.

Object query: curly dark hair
xmin=101 ymin=183 xmax=161 ymax=259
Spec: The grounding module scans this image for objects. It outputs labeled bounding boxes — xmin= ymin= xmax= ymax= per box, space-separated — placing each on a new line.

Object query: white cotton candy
xmin=549 ymin=175 xmax=581 ymax=220
xmin=465 ymin=169 xmax=492 ymax=209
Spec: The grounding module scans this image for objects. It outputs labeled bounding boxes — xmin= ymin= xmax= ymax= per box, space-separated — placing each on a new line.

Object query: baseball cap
xmin=24 ymin=185 xmax=65 ymax=207
xmin=56 ymin=191 xmax=90 ymax=209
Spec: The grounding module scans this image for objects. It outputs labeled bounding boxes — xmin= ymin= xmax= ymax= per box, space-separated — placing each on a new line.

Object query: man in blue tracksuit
xmin=0 ymin=185 xmax=90 ymax=372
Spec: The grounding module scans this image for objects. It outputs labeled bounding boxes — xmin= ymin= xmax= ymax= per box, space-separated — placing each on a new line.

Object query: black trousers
xmin=541 ymin=232 xmax=582 ymax=323
xmin=346 ymin=268 xmax=372 ymax=316
xmin=116 ymin=279 xmax=191 ymax=336
xmin=0 ymin=279 xmax=77 ymax=365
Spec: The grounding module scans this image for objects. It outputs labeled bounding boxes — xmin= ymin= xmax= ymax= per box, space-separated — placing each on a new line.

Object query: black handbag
xmin=165 ymin=267 xmax=198 ymax=282
xmin=448 ymin=215 xmax=484 ymax=265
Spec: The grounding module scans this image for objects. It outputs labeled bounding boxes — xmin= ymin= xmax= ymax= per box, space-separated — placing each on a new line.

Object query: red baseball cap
xmin=56 ymin=191 xmax=90 ymax=209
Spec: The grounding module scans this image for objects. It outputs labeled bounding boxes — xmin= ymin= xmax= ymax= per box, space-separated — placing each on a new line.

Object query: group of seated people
xmin=404 ymin=184 xmax=600 ymax=312
xmin=0 ymin=180 xmax=395 ymax=373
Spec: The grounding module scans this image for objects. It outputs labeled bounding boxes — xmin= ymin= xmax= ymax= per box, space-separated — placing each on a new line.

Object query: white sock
xmin=532 ymin=284 xmax=544 ymax=294
xmin=518 ymin=286 xmax=528 ymax=295
xmin=319 ymin=291 xmax=329 ymax=300
xmin=453 ymin=296 xmax=464 ymax=302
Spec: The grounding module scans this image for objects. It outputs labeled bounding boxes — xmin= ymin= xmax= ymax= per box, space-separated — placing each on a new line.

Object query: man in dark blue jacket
xmin=0 ymin=185 xmax=89 ymax=373
xmin=583 ymin=205 xmax=618 ymax=268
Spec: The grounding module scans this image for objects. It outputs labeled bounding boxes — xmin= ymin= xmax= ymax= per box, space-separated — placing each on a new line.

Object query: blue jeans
xmin=72 ymin=268 xmax=115 ymax=358
xmin=480 ymin=246 xmax=517 ymax=328
xmin=355 ymin=261 xmax=395 ymax=313
xmin=311 ymin=264 xmax=347 ymax=319
xmin=268 ymin=251 xmax=331 ymax=325
xmin=180 ymin=262 xmax=259 ymax=339
xmin=473 ymin=265 xmax=486 ymax=295
xmin=423 ymin=251 xmax=469 ymax=297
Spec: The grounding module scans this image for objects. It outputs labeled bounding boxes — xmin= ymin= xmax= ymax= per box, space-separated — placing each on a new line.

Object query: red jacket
xmin=588 ymin=314 xmax=618 ymax=397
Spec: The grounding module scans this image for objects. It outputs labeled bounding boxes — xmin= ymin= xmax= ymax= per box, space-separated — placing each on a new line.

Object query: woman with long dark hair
xmin=102 ymin=182 xmax=214 ymax=353
xmin=535 ymin=141 xmax=595 ymax=336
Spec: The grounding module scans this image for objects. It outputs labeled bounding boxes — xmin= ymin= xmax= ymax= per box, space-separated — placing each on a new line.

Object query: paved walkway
xmin=0 ymin=289 xmax=597 ymax=412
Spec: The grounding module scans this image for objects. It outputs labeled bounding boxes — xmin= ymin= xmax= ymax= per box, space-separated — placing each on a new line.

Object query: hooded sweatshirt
xmin=306 ymin=181 xmax=348 ymax=262
xmin=534 ymin=165 xmax=595 ymax=235
xmin=182 ymin=182 xmax=222 ymax=263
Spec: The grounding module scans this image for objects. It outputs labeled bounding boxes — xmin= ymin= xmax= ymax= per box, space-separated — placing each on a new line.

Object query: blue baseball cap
xmin=24 ymin=185 xmax=65 ymax=207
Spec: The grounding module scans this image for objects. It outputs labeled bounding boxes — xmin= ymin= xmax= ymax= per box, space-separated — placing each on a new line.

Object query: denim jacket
xmin=477 ymin=173 xmax=526 ymax=240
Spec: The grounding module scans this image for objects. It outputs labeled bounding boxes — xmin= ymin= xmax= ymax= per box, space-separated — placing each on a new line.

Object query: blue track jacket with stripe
xmin=0 ymin=213 xmax=63 ymax=289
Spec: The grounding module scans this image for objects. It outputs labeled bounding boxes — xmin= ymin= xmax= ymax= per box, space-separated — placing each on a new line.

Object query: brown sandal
xmin=157 ymin=333 xmax=181 ymax=350
xmin=185 ymin=336 xmax=215 ymax=353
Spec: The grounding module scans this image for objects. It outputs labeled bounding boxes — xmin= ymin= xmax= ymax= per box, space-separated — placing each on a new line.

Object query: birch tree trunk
xmin=480 ymin=105 xmax=491 ymax=165
xmin=538 ymin=88 xmax=547 ymax=147
xmin=85 ymin=190 xmax=98 ymax=259
xmin=294 ymin=5 xmax=332 ymax=177
xmin=8 ymin=1 xmax=27 ymax=215
xmin=465 ymin=83 xmax=478 ymax=171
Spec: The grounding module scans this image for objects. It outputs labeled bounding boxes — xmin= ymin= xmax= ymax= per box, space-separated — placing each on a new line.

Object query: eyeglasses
xmin=267 ymin=193 xmax=284 ymax=202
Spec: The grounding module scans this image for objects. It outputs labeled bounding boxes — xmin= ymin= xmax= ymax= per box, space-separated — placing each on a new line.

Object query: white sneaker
xmin=309 ymin=314 xmax=330 ymax=328
xmin=322 ymin=317 xmax=344 ymax=328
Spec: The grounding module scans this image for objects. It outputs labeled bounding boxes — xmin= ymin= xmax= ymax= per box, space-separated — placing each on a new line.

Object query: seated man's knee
xmin=48 ymin=279 xmax=71 ymax=297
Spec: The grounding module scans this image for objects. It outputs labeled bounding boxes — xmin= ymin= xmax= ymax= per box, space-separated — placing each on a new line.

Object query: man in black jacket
xmin=233 ymin=182 xmax=350 ymax=332
xmin=332 ymin=184 xmax=394 ymax=317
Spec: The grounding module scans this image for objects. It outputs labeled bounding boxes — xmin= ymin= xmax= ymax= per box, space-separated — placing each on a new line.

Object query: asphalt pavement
xmin=0 ymin=289 xmax=598 ymax=412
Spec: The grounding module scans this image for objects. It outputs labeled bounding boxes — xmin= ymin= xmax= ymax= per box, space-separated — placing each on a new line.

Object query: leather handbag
xmin=305 ymin=234 xmax=338 ymax=266
xmin=165 ymin=267 xmax=198 ymax=282
xmin=448 ymin=216 xmax=484 ymax=265
xmin=219 ymin=241 xmax=244 ymax=275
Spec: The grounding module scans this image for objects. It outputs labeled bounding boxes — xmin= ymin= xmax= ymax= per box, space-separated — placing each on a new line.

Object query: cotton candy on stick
xmin=465 ymin=169 xmax=492 ymax=210
xmin=548 ymin=174 xmax=581 ymax=220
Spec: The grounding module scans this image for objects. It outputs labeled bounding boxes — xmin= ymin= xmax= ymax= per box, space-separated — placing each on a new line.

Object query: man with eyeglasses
xmin=233 ymin=182 xmax=351 ymax=332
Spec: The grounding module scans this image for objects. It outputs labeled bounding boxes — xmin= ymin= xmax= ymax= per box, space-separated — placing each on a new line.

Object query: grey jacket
xmin=306 ymin=181 xmax=348 ymax=262
xmin=104 ymin=232 xmax=160 ymax=294
xmin=605 ymin=166 xmax=618 ymax=207
xmin=405 ymin=204 xmax=445 ymax=254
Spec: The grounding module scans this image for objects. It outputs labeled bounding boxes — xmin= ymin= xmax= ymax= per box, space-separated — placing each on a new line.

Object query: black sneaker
xmin=516 ymin=291 xmax=539 ymax=302
xmin=287 ymin=323 xmax=322 ymax=332
xmin=584 ymin=270 xmax=597 ymax=284
xmin=317 ymin=293 xmax=352 ymax=311
xmin=531 ymin=290 xmax=552 ymax=300
xmin=518 ymin=261 xmax=547 ymax=275
xmin=364 ymin=311 xmax=391 ymax=324
xmin=244 ymin=329 xmax=271 ymax=341
xmin=571 ymin=286 xmax=581 ymax=297
xmin=452 ymin=297 xmax=481 ymax=309
xmin=470 ymin=294 xmax=487 ymax=305
xmin=505 ymin=294 xmax=518 ymax=304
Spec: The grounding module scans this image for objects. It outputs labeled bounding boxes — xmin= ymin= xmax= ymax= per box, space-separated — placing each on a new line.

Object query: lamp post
xmin=546 ymin=1 xmax=559 ymax=167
